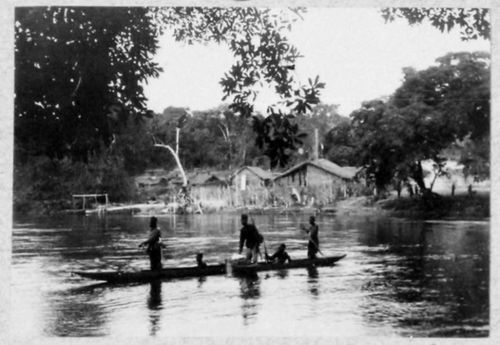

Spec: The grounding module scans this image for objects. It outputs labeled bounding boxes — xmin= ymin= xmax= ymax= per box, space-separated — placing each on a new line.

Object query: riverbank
xmin=233 ymin=193 xmax=489 ymax=220
xmin=16 ymin=191 xmax=489 ymax=221
xmin=376 ymin=193 xmax=489 ymax=220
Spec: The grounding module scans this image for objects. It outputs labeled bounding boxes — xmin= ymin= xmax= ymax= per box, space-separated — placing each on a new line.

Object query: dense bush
xmin=380 ymin=194 xmax=489 ymax=219
xmin=14 ymin=153 xmax=137 ymax=214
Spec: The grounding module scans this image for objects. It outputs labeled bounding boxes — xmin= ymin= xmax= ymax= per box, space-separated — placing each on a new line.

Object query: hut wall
xmin=190 ymin=185 xmax=231 ymax=210
xmin=307 ymin=166 xmax=349 ymax=197
xmin=272 ymin=165 xmax=355 ymax=205
xmin=190 ymin=183 xmax=271 ymax=210
xmin=232 ymin=185 xmax=270 ymax=207
xmin=233 ymin=169 xmax=266 ymax=190
xmin=307 ymin=166 xmax=340 ymax=185
xmin=275 ymin=168 xmax=307 ymax=188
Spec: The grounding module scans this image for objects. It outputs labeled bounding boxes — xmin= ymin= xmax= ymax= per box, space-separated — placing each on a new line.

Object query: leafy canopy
xmin=15 ymin=7 xmax=161 ymax=160
xmin=152 ymin=105 xmax=262 ymax=170
xmin=381 ymin=8 xmax=490 ymax=40
xmin=346 ymin=52 xmax=490 ymax=192
xmin=15 ymin=7 xmax=324 ymax=167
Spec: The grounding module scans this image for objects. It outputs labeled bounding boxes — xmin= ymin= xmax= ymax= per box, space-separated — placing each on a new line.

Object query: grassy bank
xmin=377 ymin=193 xmax=489 ymax=220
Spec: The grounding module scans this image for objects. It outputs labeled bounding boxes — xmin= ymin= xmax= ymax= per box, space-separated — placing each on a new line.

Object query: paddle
xmin=309 ymin=238 xmax=325 ymax=257
xmin=263 ymin=240 xmax=270 ymax=263
xmin=300 ymin=224 xmax=325 ymax=257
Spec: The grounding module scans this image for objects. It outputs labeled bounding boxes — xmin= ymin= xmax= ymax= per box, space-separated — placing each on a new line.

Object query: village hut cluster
xmin=134 ymin=158 xmax=365 ymax=212
xmin=73 ymin=156 xmax=487 ymax=215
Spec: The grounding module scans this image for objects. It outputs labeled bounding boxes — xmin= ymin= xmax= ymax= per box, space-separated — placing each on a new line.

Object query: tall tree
xmin=15 ymin=7 xmax=324 ymax=166
xmin=350 ymin=52 xmax=490 ymax=194
xmin=323 ymin=119 xmax=357 ymax=166
xmin=15 ymin=7 xmax=161 ymax=160
xmin=391 ymin=52 xmax=490 ymax=186
xmin=350 ymin=99 xmax=403 ymax=194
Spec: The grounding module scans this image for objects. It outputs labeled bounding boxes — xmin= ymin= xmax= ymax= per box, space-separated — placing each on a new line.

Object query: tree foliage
xmin=14 ymin=6 xmax=327 ymax=212
xmin=251 ymin=77 xmax=325 ymax=168
xmin=381 ymin=8 xmax=490 ymax=40
xmin=393 ymin=52 xmax=490 ymax=141
xmin=345 ymin=52 xmax=490 ymax=193
xmin=15 ymin=7 xmax=324 ymax=167
xmin=152 ymin=102 xmax=346 ymax=172
xmin=251 ymin=112 xmax=305 ymax=169
xmin=323 ymin=119 xmax=357 ymax=166
xmin=151 ymin=106 xmax=263 ymax=170
xmin=294 ymin=103 xmax=345 ymax=160
xmin=392 ymin=52 xmax=490 ymax=184
xmin=150 ymin=8 xmax=323 ymax=115
xmin=349 ymin=100 xmax=403 ymax=193
xmin=460 ymin=137 xmax=489 ymax=181
xmin=14 ymin=152 xmax=138 ymax=214
xmin=151 ymin=8 xmax=325 ymax=168
xmin=15 ymin=7 xmax=162 ymax=160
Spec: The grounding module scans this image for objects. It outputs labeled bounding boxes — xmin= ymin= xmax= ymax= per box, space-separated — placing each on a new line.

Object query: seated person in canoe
xmin=139 ymin=217 xmax=166 ymax=270
xmin=196 ymin=252 xmax=207 ymax=268
xmin=266 ymin=243 xmax=292 ymax=264
xmin=239 ymin=214 xmax=264 ymax=263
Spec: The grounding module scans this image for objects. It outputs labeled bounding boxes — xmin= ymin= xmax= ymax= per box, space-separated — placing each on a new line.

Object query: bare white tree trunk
xmin=154 ymin=144 xmax=188 ymax=186
xmin=175 ymin=127 xmax=180 ymax=155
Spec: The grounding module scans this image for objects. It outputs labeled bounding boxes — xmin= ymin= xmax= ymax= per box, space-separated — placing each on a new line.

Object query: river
xmin=10 ymin=213 xmax=489 ymax=337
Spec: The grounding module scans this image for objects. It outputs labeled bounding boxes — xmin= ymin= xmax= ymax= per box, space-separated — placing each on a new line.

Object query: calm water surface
xmin=11 ymin=213 xmax=489 ymax=337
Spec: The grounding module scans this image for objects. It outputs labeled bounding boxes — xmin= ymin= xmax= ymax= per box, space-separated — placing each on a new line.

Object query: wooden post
xmin=313 ymin=128 xmax=319 ymax=160
xmin=175 ymin=127 xmax=180 ymax=155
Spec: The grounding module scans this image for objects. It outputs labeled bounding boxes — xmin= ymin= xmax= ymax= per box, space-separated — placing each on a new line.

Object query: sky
xmin=144 ymin=8 xmax=490 ymax=117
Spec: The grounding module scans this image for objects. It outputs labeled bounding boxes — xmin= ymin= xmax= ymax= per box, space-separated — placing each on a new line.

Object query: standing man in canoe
xmin=139 ymin=216 xmax=164 ymax=270
xmin=301 ymin=215 xmax=320 ymax=259
xmin=239 ymin=214 xmax=263 ymax=263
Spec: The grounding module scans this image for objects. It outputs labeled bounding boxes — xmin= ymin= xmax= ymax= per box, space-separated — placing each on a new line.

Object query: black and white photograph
xmin=1 ymin=0 xmax=495 ymax=340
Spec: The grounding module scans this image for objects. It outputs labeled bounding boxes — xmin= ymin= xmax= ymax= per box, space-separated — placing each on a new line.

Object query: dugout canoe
xmin=231 ymin=254 xmax=346 ymax=275
xmin=73 ymin=263 xmax=227 ymax=283
xmin=74 ymin=255 xmax=346 ymax=283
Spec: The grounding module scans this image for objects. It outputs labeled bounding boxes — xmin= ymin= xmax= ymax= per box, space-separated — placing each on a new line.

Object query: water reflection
xmin=44 ymin=287 xmax=109 ymax=336
xmin=147 ymin=280 xmax=162 ymax=336
xmin=239 ymin=276 xmax=261 ymax=325
xmin=307 ymin=266 xmax=320 ymax=298
xmin=275 ymin=269 xmax=289 ymax=279
xmin=358 ymin=219 xmax=489 ymax=336
xmin=197 ymin=276 xmax=207 ymax=287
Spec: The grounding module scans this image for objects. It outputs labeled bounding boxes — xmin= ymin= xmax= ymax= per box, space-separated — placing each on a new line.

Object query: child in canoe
xmin=266 ymin=243 xmax=292 ymax=264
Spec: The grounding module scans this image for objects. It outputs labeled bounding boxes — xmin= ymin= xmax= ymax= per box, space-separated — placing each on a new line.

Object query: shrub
xmin=14 ymin=153 xmax=137 ymax=214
